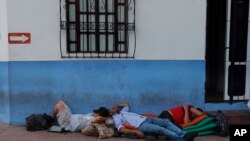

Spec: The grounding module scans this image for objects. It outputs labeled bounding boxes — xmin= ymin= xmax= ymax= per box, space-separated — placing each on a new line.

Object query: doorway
xmin=205 ymin=0 xmax=227 ymax=102
xmin=205 ymin=0 xmax=249 ymax=102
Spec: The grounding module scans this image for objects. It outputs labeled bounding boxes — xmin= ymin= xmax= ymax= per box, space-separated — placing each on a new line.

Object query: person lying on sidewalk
xmin=51 ymin=100 xmax=109 ymax=132
xmin=158 ymin=104 xmax=206 ymax=127
xmin=109 ymin=103 xmax=197 ymax=141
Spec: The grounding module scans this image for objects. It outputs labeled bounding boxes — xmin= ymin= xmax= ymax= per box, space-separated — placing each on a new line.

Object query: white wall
xmin=136 ymin=0 xmax=206 ymax=60
xmin=0 ymin=0 xmax=9 ymax=61
xmin=7 ymin=0 xmax=61 ymax=61
xmin=7 ymin=0 xmax=206 ymax=61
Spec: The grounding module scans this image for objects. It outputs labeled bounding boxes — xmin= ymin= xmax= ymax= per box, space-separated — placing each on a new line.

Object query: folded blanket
xmin=184 ymin=117 xmax=214 ymax=130
xmin=184 ymin=122 xmax=217 ymax=133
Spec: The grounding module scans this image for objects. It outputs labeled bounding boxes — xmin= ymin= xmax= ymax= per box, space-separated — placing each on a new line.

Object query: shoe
xmin=48 ymin=125 xmax=64 ymax=133
xmin=183 ymin=133 xmax=197 ymax=141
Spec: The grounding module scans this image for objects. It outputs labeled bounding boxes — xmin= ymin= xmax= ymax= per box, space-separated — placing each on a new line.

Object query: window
xmin=60 ymin=0 xmax=136 ymax=58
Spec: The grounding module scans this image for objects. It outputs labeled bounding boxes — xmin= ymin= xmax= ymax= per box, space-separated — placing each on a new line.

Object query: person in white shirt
xmin=110 ymin=103 xmax=197 ymax=141
xmin=51 ymin=100 xmax=109 ymax=132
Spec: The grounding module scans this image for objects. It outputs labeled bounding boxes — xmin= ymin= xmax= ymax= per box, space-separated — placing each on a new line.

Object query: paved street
xmin=0 ymin=123 xmax=229 ymax=141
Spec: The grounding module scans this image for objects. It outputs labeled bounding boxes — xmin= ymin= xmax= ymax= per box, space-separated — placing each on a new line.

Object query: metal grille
xmin=60 ymin=0 xmax=136 ymax=58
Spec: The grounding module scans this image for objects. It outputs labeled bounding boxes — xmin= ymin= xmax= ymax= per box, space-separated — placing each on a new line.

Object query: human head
xmin=93 ymin=107 xmax=109 ymax=117
xmin=190 ymin=107 xmax=204 ymax=119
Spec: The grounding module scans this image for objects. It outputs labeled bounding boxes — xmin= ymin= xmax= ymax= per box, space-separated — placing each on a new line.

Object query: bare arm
xmin=190 ymin=107 xmax=205 ymax=117
xmin=183 ymin=105 xmax=191 ymax=123
xmin=183 ymin=106 xmax=206 ymax=123
xmin=112 ymin=103 xmax=128 ymax=109
xmin=92 ymin=116 xmax=106 ymax=123
xmin=119 ymin=127 xmax=144 ymax=138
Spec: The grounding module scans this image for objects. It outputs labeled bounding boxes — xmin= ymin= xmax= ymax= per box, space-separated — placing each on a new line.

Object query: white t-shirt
xmin=69 ymin=113 xmax=93 ymax=132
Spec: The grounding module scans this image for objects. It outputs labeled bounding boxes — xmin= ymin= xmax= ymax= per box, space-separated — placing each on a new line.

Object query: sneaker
xmin=48 ymin=125 xmax=65 ymax=133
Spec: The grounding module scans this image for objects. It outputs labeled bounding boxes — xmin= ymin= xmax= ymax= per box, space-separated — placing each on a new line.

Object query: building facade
xmin=0 ymin=0 xmax=249 ymax=124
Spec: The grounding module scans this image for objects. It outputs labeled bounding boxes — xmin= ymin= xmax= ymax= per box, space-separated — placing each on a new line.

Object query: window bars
xmin=60 ymin=0 xmax=136 ymax=58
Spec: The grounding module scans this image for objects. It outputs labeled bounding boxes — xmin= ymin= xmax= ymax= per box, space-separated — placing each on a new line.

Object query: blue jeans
xmin=138 ymin=118 xmax=187 ymax=141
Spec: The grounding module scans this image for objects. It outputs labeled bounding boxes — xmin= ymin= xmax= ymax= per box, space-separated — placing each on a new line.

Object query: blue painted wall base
xmin=0 ymin=60 xmax=248 ymax=125
xmin=0 ymin=62 xmax=10 ymax=124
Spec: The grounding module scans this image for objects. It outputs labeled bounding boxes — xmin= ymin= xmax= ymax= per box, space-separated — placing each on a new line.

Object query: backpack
xmin=25 ymin=113 xmax=54 ymax=131
xmin=213 ymin=110 xmax=229 ymax=137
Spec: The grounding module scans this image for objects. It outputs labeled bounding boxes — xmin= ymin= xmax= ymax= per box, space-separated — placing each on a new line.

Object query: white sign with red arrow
xmin=8 ymin=33 xmax=31 ymax=44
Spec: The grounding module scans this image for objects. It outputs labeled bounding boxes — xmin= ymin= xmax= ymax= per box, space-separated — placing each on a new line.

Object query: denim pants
xmin=138 ymin=118 xmax=187 ymax=141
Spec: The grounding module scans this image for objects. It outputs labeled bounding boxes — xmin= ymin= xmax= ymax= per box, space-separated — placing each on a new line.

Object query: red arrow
xmin=8 ymin=33 xmax=31 ymax=44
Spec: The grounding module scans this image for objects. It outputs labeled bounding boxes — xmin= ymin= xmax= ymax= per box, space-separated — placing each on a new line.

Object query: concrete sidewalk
xmin=0 ymin=123 xmax=229 ymax=141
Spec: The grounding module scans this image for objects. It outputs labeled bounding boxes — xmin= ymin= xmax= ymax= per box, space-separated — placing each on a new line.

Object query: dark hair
xmin=93 ymin=107 xmax=109 ymax=117
xmin=197 ymin=108 xmax=203 ymax=112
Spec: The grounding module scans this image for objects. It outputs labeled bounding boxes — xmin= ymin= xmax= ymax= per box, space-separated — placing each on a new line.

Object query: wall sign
xmin=8 ymin=33 xmax=31 ymax=44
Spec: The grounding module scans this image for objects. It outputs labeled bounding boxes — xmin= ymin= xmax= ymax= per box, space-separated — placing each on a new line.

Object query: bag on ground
xmin=25 ymin=113 xmax=54 ymax=131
